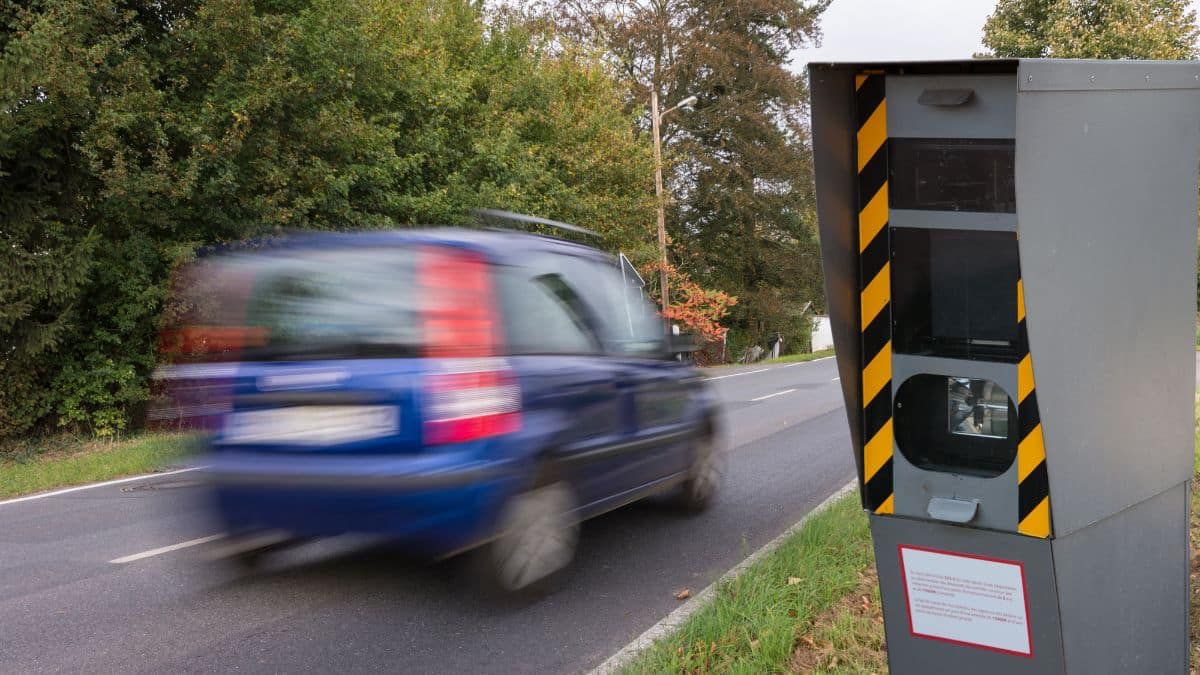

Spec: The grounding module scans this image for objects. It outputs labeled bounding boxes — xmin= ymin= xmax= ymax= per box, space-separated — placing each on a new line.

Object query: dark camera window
xmin=892 ymin=228 xmax=1022 ymax=362
xmin=895 ymin=374 xmax=1017 ymax=478
xmin=889 ymin=138 xmax=1015 ymax=213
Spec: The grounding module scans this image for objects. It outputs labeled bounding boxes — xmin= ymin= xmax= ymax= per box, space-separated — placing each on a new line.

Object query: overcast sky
xmin=792 ymin=0 xmax=1200 ymax=67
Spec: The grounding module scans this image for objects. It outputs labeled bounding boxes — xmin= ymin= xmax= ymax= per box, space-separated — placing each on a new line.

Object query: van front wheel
xmin=479 ymin=478 xmax=578 ymax=595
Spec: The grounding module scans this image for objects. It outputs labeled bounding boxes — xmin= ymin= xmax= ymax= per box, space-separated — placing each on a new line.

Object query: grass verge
xmin=0 ymin=433 xmax=199 ymax=500
xmin=759 ymin=348 xmax=836 ymax=365
xmin=704 ymin=348 xmax=835 ymax=370
xmin=619 ymin=494 xmax=873 ymax=673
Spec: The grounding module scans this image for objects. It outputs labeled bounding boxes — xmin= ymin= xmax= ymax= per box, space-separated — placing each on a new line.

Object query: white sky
xmin=792 ymin=0 xmax=1200 ymax=66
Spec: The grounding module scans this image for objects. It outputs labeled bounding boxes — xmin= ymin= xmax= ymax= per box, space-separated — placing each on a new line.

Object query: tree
xmin=525 ymin=0 xmax=830 ymax=356
xmin=643 ymin=261 xmax=736 ymax=343
xmin=0 ymin=0 xmax=654 ymax=438
xmin=983 ymin=0 xmax=1199 ymax=59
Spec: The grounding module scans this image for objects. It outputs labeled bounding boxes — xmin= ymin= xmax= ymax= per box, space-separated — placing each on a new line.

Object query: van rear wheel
xmin=479 ymin=478 xmax=578 ymax=595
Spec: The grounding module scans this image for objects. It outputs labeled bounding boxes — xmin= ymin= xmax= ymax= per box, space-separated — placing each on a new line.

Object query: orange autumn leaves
xmin=644 ymin=261 xmax=738 ymax=343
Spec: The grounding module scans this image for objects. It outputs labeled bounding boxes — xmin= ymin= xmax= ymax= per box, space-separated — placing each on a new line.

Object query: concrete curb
xmin=590 ymin=478 xmax=859 ymax=674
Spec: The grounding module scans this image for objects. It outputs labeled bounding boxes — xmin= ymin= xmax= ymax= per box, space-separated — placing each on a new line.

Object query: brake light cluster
xmin=423 ymin=366 xmax=522 ymax=444
xmin=419 ymin=246 xmax=499 ymax=358
xmin=418 ymin=246 xmax=520 ymax=444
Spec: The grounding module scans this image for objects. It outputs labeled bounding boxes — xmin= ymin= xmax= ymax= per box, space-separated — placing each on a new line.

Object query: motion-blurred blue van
xmin=164 ymin=225 xmax=722 ymax=592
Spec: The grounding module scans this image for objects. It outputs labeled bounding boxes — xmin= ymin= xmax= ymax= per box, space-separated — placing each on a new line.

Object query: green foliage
xmin=983 ymin=0 xmax=1199 ymax=59
xmin=0 ymin=0 xmax=653 ymax=438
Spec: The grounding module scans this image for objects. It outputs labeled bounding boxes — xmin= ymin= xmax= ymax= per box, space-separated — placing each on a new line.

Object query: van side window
xmin=560 ymin=259 xmax=666 ymax=357
xmin=496 ymin=268 xmax=599 ymax=355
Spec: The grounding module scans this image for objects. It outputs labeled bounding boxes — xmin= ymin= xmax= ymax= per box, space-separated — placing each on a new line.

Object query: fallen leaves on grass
xmin=789 ymin=566 xmax=887 ymax=674
xmin=787 ymin=576 xmax=802 ymax=586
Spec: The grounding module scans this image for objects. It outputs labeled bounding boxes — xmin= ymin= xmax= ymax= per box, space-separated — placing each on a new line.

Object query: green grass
xmin=0 ymin=433 xmax=199 ymax=499
xmin=621 ymin=494 xmax=873 ymax=674
xmin=759 ymin=348 xmax=836 ymax=365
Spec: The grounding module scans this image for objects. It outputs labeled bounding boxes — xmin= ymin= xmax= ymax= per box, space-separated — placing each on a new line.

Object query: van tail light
xmin=418 ymin=246 xmax=500 ymax=358
xmin=423 ymin=365 xmax=522 ymax=445
xmin=418 ymin=245 xmax=517 ymax=444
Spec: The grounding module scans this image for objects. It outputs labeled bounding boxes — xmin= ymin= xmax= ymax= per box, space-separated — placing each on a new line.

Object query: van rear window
xmin=164 ymin=248 xmax=423 ymax=362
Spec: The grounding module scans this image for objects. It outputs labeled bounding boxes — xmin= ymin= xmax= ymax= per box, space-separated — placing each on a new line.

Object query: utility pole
xmin=651 ymin=90 xmax=669 ymax=312
xmin=650 ymin=91 xmax=697 ymax=313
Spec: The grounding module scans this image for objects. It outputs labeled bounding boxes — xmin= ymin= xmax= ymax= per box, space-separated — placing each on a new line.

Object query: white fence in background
xmin=811 ymin=315 xmax=834 ymax=352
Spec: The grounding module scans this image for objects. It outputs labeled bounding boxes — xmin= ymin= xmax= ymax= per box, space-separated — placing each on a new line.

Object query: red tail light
xmin=418 ymin=246 xmax=518 ymax=444
xmin=419 ymin=246 xmax=500 ymax=358
xmin=423 ymin=365 xmax=522 ymax=445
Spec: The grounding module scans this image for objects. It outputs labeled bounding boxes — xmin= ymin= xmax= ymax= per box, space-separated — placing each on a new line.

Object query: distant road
xmin=0 ymin=357 xmax=854 ymax=674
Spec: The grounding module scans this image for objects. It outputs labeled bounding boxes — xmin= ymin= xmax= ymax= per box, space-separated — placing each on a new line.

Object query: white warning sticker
xmin=898 ymin=545 xmax=1033 ymax=657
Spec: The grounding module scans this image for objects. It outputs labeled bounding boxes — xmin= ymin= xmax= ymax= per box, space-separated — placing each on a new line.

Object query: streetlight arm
xmin=658 ymin=95 xmax=698 ymax=121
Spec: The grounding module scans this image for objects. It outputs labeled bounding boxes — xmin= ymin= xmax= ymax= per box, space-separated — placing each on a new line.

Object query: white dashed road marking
xmin=109 ymin=534 xmax=226 ymax=564
xmin=750 ymin=388 xmax=797 ymax=402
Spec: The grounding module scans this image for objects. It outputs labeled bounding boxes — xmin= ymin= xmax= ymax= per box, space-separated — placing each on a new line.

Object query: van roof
xmin=198 ymin=227 xmax=616 ymax=266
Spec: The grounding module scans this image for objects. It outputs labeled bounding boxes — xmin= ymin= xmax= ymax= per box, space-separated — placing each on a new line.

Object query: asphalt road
xmin=0 ymin=357 xmax=854 ymax=674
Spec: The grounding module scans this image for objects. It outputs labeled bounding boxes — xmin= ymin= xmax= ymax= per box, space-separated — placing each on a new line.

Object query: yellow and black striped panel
xmin=855 ymin=72 xmax=893 ymax=515
xmin=1016 ymin=279 xmax=1052 ymax=537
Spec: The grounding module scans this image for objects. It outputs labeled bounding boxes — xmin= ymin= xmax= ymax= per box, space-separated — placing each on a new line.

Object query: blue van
xmin=184 ymin=227 xmax=723 ymax=592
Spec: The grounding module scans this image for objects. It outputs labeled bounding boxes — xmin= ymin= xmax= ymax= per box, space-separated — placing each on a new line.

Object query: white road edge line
xmin=780 ymin=356 xmax=832 ymax=368
xmin=704 ymin=354 xmax=836 ymax=381
xmin=590 ymin=478 xmax=858 ymax=675
xmin=109 ymin=534 xmax=226 ymax=564
xmin=832 ymin=377 xmax=841 ymax=382
xmin=750 ymin=388 xmax=797 ymax=402
xmin=0 ymin=466 xmax=206 ymax=508
xmin=704 ymin=367 xmax=768 ymax=381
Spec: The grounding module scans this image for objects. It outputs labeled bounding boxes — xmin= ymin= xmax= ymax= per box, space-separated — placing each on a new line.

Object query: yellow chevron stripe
xmin=1017 ymin=279 xmax=1026 ymax=322
xmin=858 ymin=183 xmax=889 ymax=253
xmin=857 ymin=71 xmax=891 ymax=517
xmin=1018 ymin=497 xmax=1051 ymax=538
xmin=860 ymin=263 xmax=890 ymax=330
xmin=863 ymin=419 xmax=893 ymax=483
xmin=861 ymin=341 xmax=892 ymax=405
xmin=856 ymin=101 xmax=888 ymax=172
xmin=1017 ymin=425 xmax=1046 ymax=482
xmin=1017 ymin=354 xmax=1035 ymax=402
